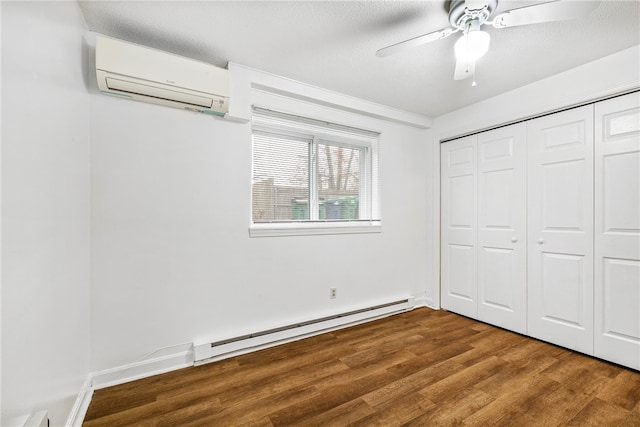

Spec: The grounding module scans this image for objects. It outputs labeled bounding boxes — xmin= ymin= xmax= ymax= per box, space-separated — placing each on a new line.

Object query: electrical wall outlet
xmin=330 ymin=287 xmax=337 ymax=299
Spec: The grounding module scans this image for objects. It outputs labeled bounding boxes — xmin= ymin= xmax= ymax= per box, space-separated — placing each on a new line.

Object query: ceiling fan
xmin=377 ymin=0 xmax=599 ymax=84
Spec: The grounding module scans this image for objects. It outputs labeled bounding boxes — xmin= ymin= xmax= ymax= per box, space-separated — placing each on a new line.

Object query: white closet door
xmin=527 ymin=105 xmax=594 ymax=354
xmin=594 ymin=92 xmax=640 ymax=370
xmin=441 ymin=135 xmax=478 ymax=318
xmin=477 ymin=123 xmax=527 ymax=333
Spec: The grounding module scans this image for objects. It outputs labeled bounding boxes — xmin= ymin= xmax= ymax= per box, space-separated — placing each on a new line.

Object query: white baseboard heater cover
xmin=194 ymin=297 xmax=414 ymax=364
xmin=23 ymin=411 xmax=48 ymax=427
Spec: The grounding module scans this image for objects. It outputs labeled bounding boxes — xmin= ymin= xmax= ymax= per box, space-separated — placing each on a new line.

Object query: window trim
xmin=250 ymin=107 xmax=381 ymax=237
xmin=249 ymin=220 xmax=382 ymax=238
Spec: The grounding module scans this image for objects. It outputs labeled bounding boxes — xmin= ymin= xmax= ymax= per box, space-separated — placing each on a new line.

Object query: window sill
xmin=249 ymin=221 xmax=382 ymax=237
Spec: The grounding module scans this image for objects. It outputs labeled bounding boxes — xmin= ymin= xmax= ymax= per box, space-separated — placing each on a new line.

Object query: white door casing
xmin=594 ymin=92 xmax=640 ymax=370
xmin=477 ymin=123 xmax=527 ymax=333
xmin=527 ymin=105 xmax=595 ymax=355
xmin=441 ymin=135 xmax=478 ymax=318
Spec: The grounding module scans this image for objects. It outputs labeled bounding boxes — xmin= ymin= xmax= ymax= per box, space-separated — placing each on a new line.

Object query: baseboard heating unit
xmin=193 ymin=297 xmax=415 ymax=365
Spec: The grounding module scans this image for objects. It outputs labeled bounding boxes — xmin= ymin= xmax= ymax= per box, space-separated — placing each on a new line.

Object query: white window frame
xmin=250 ymin=107 xmax=381 ymax=237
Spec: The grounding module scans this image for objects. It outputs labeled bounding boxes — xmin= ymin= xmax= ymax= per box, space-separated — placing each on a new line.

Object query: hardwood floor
xmin=83 ymin=308 xmax=640 ymax=426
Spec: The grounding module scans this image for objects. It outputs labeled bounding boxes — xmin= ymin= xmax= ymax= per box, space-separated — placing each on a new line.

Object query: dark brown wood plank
xmin=83 ymin=308 xmax=640 ymax=426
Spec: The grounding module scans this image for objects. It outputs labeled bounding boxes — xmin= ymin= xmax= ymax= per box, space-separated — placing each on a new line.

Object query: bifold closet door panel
xmin=527 ymin=105 xmax=594 ymax=355
xmin=477 ymin=123 xmax=527 ymax=334
xmin=595 ymin=92 xmax=640 ymax=371
xmin=441 ymin=135 xmax=478 ymax=318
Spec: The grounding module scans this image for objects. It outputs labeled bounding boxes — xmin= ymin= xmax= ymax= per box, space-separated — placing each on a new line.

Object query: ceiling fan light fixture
xmin=454 ymin=29 xmax=490 ymax=61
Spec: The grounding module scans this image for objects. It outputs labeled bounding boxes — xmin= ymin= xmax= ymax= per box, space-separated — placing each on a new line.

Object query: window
xmin=251 ymin=107 xmax=380 ymax=237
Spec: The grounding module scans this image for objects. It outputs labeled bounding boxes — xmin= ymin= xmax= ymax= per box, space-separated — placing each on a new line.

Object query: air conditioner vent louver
xmin=105 ymin=77 xmax=214 ymax=108
xmin=95 ymin=36 xmax=229 ymax=116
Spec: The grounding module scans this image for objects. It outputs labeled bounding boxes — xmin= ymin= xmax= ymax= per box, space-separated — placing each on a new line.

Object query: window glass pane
xmin=252 ymin=131 xmax=310 ymax=222
xmin=251 ymin=107 xmax=380 ymax=230
xmin=318 ymin=142 xmax=361 ymax=220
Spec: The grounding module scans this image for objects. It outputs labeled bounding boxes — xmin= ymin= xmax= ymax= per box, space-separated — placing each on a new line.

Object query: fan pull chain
xmin=472 ymin=60 xmax=477 ymax=87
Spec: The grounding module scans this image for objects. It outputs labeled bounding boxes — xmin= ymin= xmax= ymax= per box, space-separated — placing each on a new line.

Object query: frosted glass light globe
xmin=454 ymin=30 xmax=491 ymax=62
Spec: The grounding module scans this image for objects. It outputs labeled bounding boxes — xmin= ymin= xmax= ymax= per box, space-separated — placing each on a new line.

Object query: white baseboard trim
xmin=66 ymin=347 xmax=194 ymax=426
xmin=424 ymin=300 xmax=440 ymax=310
xmin=413 ymin=296 xmax=429 ymax=308
xmin=414 ymin=294 xmax=440 ymax=310
xmin=91 ymin=348 xmax=194 ymax=390
xmin=66 ymin=377 xmax=93 ymax=427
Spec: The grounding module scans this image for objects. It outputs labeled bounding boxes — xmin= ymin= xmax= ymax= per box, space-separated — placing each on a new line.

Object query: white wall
xmin=89 ymin=71 xmax=430 ymax=374
xmin=425 ymin=45 xmax=640 ymax=308
xmin=1 ymin=2 xmax=91 ymax=425
xmin=4 ymin=2 xmax=635 ymax=421
xmin=1 ymin=3 xmax=4 ymax=420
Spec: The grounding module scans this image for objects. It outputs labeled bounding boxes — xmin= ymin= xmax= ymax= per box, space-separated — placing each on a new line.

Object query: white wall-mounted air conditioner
xmin=95 ymin=36 xmax=229 ymax=117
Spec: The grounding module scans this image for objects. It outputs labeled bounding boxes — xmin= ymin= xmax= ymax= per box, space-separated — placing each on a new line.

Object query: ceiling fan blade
xmin=454 ymin=59 xmax=475 ymax=80
xmin=376 ymin=28 xmax=456 ymax=57
xmin=492 ymin=0 xmax=599 ymax=28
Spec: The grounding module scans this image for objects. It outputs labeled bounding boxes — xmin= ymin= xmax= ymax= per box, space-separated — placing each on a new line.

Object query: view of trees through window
xmin=252 ymin=132 xmax=362 ymax=222
xmin=318 ymin=143 xmax=361 ymax=220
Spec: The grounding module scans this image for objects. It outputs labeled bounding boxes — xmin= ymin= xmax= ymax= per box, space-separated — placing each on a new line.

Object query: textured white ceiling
xmin=78 ymin=0 xmax=640 ymax=118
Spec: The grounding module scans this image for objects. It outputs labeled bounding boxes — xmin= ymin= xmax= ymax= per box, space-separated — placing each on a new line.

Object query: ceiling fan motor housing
xmin=449 ymin=0 xmax=498 ymax=29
